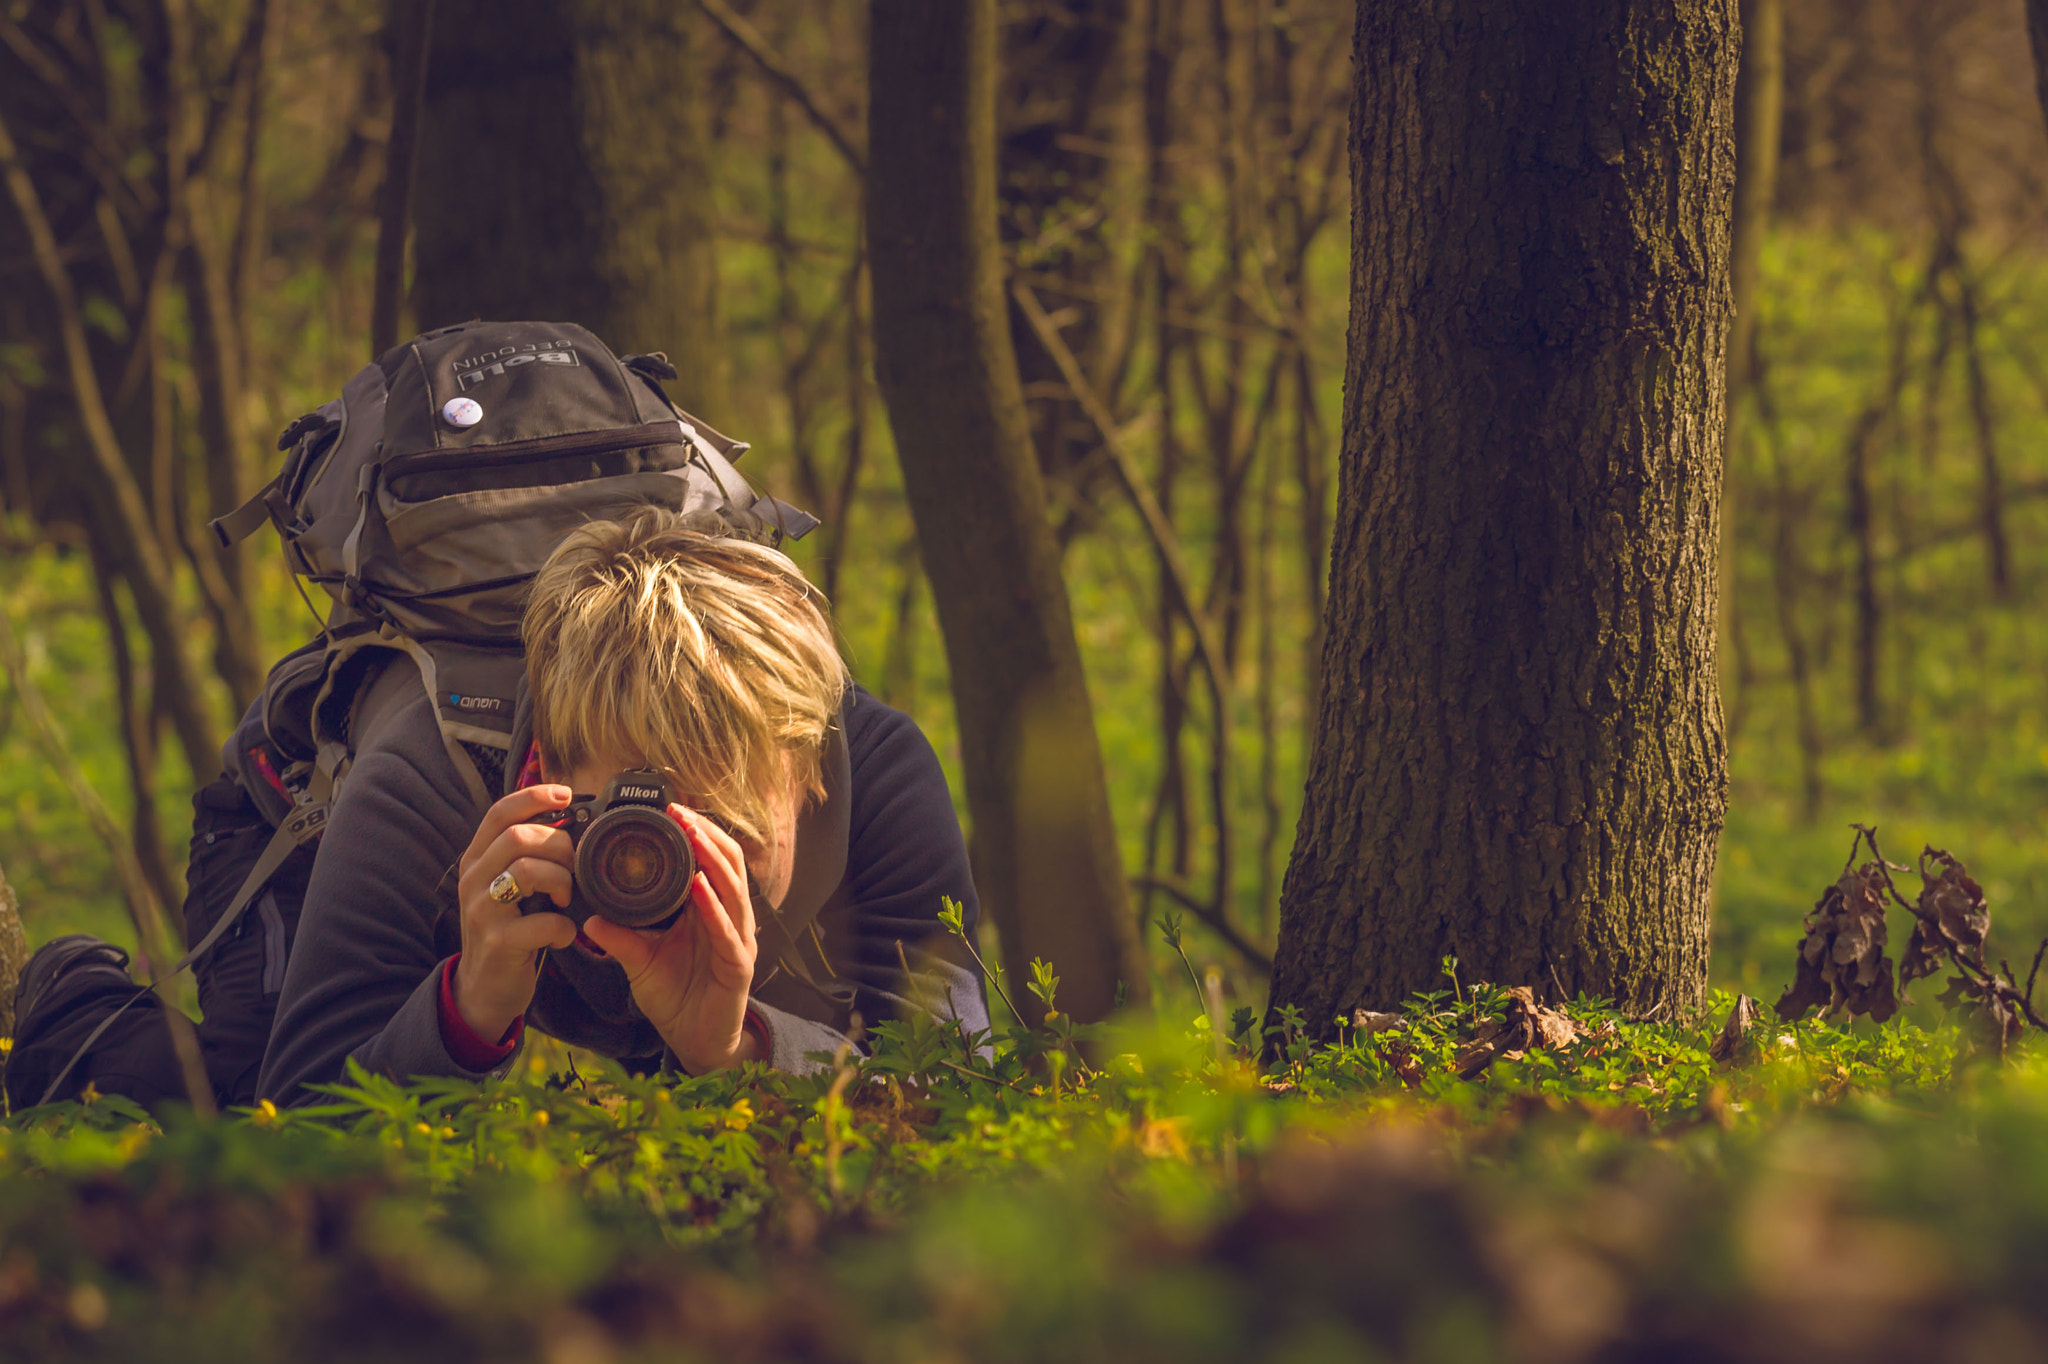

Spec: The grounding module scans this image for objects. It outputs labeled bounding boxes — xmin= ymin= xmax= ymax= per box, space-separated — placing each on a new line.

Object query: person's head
xmin=522 ymin=507 xmax=847 ymax=881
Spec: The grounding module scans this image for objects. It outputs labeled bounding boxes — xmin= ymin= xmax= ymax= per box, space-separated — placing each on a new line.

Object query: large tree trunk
xmin=411 ymin=0 xmax=727 ymax=416
xmin=868 ymin=0 xmax=1148 ymax=1020
xmin=1269 ymin=1 xmax=1737 ymax=1027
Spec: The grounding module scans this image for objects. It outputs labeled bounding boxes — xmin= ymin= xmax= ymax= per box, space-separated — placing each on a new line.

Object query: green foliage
xmin=0 ymin=947 xmax=2018 ymax=1362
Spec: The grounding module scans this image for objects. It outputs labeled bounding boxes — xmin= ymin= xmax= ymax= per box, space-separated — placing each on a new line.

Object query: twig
xmin=1134 ymin=876 xmax=1273 ymax=975
xmin=0 ymin=104 xmax=214 ymax=777
xmin=1011 ymin=281 xmax=1230 ymax=702
xmin=2026 ymin=939 xmax=2047 ymax=1008
xmin=936 ymin=1058 xmax=1023 ymax=1092
xmin=0 ymin=596 xmax=214 ymax=1116
xmin=943 ymin=912 xmax=1029 ymax=1031
xmin=1851 ymin=824 xmax=1920 ymax=913
xmin=693 ymin=0 xmax=865 ymax=177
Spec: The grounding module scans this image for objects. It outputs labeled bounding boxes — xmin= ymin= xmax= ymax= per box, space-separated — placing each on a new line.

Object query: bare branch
xmin=0 ymin=15 xmax=156 ymax=217
xmin=0 ymin=105 xmax=217 ymax=778
xmin=0 ymin=595 xmax=213 ymax=1116
xmin=694 ymin=0 xmax=865 ymax=177
xmin=1012 ymin=279 xmax=1230 ymax=701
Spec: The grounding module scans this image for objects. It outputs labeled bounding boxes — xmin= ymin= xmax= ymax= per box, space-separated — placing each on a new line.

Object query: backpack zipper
xmin=382 ymin=422 xmax=688 ymax=487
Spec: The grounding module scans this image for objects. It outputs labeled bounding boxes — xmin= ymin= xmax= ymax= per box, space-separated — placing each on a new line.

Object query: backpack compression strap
xmin=34 ymin=661 xmax=411 ymax=1108
xmin=35 ymin=799 xmax=328 ymax=1106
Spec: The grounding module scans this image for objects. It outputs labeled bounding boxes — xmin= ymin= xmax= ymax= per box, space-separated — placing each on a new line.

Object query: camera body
xmin=521 ymin=769 xmax=695 ymax=931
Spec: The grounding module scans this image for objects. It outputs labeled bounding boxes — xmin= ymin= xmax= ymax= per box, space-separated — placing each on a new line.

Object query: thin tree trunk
xmin=1752 ymin=338 xmax=1824 ymax=820
xmin=2025 ymin=0 xmax=2048 ymax=139
xmin=1770 ymin=437 xmax=1824 ymax=821
xmin=229 ymin=0 xmax=273 ymax=369
xmin=1721 ymin=0 xmax=1781 ymax=718
xmin=1845 ymin=404 xmax=1883 ymax=738
xmin=1954 ymin=264 xmax=2011 ymax=599
xmin=371 ymin=0 xmax=435 ymax=357
xmin=1270 ymin=0 xmax=1738 ymax=1026
xmin=1726 ymin=0 xmax=1781 ymax=429
xmin=824 ymin=245 xmax=870 ymax=604
xmin=880 ymin=536 xmax=924 ymax=714
xmin=85 ymin=523 xmax=179 ymax=917
xmin=0 ymin=109 xmax=219 ymax=781
xmin=1841 ymin=275 xmax=1923 ymax=740
xmin=0 ymin=860 xmax=28 ymax=1044
xmin=868 ymin=0 xmax=1148 ymax=1019
xmin=1253 ymin=388 xmax=1281 ymax=938
xmin=180 ymin=235 xmax=264 ymax=707
xmin=414 ymin=0 xmax=727 ymax=416
xmin=1140 ymin=0 xmax=1187 ymax=930
xmin=0 ymin=597 xmax=213 ymax=1115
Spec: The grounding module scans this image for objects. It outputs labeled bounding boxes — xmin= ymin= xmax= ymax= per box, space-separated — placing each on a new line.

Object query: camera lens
xmin=575 ymin=805 xmax=695 ymax=929
xmin=598 ymin=828 xmax=665 ymax=894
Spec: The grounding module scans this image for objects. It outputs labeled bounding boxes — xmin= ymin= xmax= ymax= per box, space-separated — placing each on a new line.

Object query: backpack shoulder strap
xmin=751 ymin=697 xmax=854 ymax=1006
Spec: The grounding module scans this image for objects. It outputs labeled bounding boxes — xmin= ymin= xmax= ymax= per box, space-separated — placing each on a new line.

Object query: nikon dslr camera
xmin=521 ymin=769 xmax=695 ymax=931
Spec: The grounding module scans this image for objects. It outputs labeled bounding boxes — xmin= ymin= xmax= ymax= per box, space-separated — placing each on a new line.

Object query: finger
xmin=681 ymin=806 xmax=748 ymax=881
xmin=483 ymin=908 xmax=577 ymax=956
xmin=500 ymin=856 xmax=572 ymax=911
xmin=581 ymin=913 xmax=661 ymax=981
xmin=671 ymin=808 xmax=752 ymax=944
xmin=461 ymin=785 xmax=571 ymax=875
xmin=461 ymin=821 xmax=575 ymax=906
xmin=690 ymin=871 xmax=749 ymax=960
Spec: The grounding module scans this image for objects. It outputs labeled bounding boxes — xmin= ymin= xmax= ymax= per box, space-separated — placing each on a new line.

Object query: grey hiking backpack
xmin=42 ymin=321 xmax=825 ymax=1100
xmin=210 ymin=318 xmax=812 ymax=818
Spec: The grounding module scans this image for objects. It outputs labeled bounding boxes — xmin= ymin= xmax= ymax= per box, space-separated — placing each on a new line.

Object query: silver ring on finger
xmin=487 ymin=869 xmax=524 ymax=904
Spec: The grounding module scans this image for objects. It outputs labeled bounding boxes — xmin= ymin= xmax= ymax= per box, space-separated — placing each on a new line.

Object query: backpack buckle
xmin=342 ymin=575 xmax=385 ymax=619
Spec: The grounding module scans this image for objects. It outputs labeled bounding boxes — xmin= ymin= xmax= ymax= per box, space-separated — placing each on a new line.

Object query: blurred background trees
xmin=1 ymin=0 xmax=2045 ymax=1014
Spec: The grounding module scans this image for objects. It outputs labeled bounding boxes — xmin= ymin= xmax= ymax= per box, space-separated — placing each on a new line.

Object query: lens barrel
xmin=574 ymin=803 xmax=695 ymax=929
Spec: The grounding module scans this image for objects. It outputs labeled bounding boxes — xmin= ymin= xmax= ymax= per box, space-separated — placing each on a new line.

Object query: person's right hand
xmin=452 ymin=785 xmax=579 ymax=1043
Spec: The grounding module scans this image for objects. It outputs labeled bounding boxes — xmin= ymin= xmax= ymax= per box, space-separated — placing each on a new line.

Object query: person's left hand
xmin=578 ymin=806 xmax=762 ymax=1073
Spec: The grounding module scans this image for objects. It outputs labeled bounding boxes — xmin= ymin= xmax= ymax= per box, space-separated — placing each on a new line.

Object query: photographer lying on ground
xmin=6 ymin=321 xmax=988 ymax=1112
xmin=254 ymin=509 xmax=989 ymax=1098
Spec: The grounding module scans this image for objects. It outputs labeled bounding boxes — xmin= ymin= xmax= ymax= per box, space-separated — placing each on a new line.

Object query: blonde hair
xmin=523 ymin=508 xmax=848 ymax=845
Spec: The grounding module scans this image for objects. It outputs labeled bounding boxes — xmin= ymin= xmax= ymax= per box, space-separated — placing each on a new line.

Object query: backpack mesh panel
xmin=462 ymin=742 xmax=507 ymax=798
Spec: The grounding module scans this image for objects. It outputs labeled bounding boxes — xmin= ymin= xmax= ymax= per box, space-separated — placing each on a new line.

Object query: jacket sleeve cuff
xmin=437 ymin=954 xmax=524 ymax=1070
xmin=745 ymin=998 xmax=853 ymax=1076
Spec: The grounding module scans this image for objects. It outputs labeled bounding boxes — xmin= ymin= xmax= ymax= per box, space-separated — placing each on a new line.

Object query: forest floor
xmin=0 ymin=895 xmax=2042 ymax=1364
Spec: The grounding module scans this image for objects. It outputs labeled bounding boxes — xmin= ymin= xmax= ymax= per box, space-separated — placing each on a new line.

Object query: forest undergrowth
xmin=4 ymin=872 xmax=2048 ymax=1364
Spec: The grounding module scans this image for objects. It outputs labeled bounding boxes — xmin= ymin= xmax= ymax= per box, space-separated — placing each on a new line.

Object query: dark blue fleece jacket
xmin=253 ymin=680 xmax=989 ymax=1103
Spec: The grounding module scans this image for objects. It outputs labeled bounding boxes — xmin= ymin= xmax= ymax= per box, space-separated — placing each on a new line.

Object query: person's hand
xmin=580 ymin=806 xmax=762 ymax=1073
xmin=452 ymin=785 xmax=579 ymax=1043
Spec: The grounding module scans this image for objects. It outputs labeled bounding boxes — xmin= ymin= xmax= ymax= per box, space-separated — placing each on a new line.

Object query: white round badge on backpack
xmin=442 ymin=397 xmax=483 ymax=428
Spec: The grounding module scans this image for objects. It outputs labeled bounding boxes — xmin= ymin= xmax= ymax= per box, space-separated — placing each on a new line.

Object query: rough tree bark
xmin=1269 ymin=1 xmax=1737 ymax=1026
xmin=868 ymin=0 xmax=1149 ymax=1019
xmin=411 ymin=0 xmax=727 ymax=415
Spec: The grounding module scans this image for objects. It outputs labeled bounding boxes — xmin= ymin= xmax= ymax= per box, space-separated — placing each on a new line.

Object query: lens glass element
xmin=600 ymin=829 xmax=665 ymax=895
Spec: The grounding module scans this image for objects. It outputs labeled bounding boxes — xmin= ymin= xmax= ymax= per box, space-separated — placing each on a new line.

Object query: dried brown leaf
xmin=1908 ymin=848 xmax=1989 ymax=977
xmin=1455 ymin=988 xmax=1579 ymax=1079
xmin=1351 ymin=1009 xmax=1407 ymax=1037
xmin=1774 ymin=863 xmax=1896 ymax=1022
